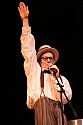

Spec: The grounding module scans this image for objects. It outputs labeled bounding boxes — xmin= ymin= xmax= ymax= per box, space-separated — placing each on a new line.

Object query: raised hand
xmin=18 ymin=2 xmax=29 ymax=20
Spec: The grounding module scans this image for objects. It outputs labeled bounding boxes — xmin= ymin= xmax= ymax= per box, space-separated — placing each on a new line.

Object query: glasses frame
xmin=41 ymin=56 xmax=54 ymax=62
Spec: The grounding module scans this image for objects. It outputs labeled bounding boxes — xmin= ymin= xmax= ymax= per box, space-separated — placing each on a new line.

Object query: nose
xmin=47 ymin=58 xmax=51 ymax=62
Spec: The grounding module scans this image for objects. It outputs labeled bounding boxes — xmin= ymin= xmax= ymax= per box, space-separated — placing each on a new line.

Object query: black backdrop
xmin=10 ymin=0 xmax=83 ymax=124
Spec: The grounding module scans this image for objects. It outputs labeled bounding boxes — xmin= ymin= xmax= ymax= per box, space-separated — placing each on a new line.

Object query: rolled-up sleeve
xmin=20 ymin=26 xmax=37 ymax=76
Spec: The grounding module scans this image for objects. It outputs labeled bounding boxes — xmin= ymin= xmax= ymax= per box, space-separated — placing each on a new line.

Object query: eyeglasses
xmin=41 ymin=56 xmax=54 ymax=61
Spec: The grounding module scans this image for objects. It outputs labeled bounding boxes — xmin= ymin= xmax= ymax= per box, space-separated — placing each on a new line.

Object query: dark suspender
xmin=40 ymin=70 xmax=45 ymax=96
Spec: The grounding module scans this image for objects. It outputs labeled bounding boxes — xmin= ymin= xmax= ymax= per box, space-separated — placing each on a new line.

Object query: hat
xmin=37 ymin=45 xmax=59 ymax=64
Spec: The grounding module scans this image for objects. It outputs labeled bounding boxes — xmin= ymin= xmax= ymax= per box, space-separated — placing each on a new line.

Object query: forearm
xmin=21 ymin=17 xmax=31 ymax=36
xmin=22 ymin=18 xmax=29 ymax=29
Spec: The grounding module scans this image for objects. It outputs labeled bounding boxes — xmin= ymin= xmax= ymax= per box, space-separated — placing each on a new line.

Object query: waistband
xmin=53 ymin=101 xmax=61 ymax=108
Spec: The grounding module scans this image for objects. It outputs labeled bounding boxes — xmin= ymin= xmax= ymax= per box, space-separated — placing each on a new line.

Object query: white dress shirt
xmin=20 ymin=25 xmax=72 ymax=109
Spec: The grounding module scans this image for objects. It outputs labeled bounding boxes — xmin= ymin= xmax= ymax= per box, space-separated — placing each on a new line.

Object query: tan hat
xmin=37 ymin=45 xmax=59 ymax=64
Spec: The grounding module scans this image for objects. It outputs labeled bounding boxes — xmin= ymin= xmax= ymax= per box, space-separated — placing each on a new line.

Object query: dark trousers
xmin=33 ymin=96 xmax=67 ymax=125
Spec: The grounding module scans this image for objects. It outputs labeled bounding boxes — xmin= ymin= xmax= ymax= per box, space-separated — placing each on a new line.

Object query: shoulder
xmin=60 ymin=75 xmax=69 ymax=84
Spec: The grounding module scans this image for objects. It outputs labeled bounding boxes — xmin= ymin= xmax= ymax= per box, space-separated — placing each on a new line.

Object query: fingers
xmin=18 ymin=2 xmax=29 ymax=12
xmin=18 ymin=2 xmax=27 ymax=11
xmin=19 ymin=2 xmax=26 ymax=8
xmin=49 ymin=64 xmax=59 ymax=73
xmin=18 ymin=2 xmax=29 ymax=19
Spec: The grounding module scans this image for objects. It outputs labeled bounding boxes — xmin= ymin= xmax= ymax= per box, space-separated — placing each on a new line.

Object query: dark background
xmin=11 ymin=0 xmax=83 ymax=124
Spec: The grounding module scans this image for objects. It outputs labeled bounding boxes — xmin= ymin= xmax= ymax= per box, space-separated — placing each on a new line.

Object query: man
xmin=18 ymin=2 xmax=72 ymax=125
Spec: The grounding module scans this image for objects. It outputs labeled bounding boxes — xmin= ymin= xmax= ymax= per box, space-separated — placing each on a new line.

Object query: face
xmin=39 ymin=52 xmax=54 ymax=69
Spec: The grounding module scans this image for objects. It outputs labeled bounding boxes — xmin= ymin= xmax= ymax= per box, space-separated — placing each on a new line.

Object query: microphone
xmin=49 ymin=63 xmax=58 ymax=73
xmin=50 ymin=67 xmax=58 ymax=73
xmin=49 ymin=63 xmax=59 ymax=77
xmin=49 ymin=64 xmax=64 ymax=88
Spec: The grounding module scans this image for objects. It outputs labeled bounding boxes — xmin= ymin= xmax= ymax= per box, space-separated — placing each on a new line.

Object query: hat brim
xmin=37 ymin=48 xmax=59 ymax=64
